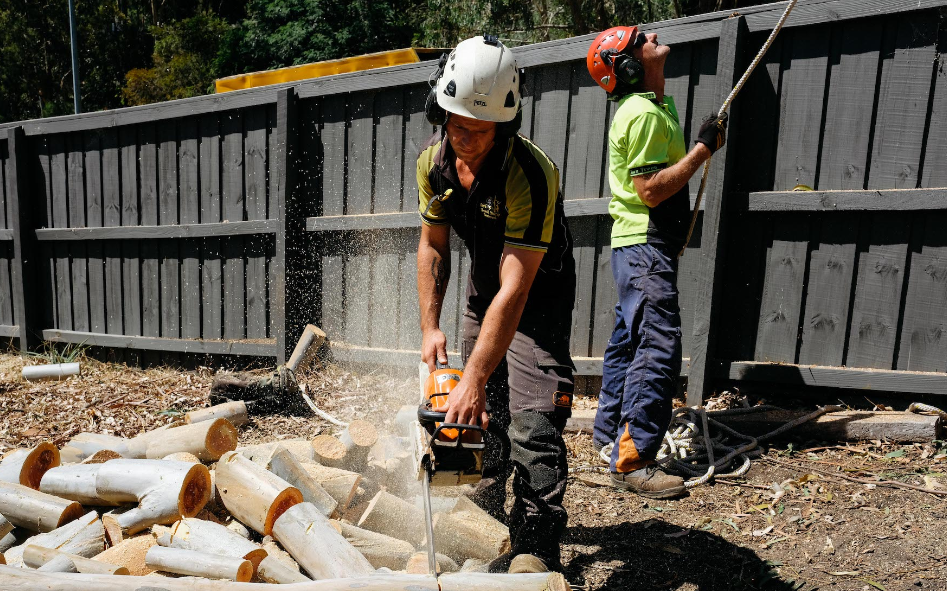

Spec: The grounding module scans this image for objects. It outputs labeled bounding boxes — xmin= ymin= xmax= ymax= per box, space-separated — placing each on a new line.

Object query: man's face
xmin=632 ymin=32 xmax=670 ymax=73
xmin=445 ymin=114 xmax=497 ymax=162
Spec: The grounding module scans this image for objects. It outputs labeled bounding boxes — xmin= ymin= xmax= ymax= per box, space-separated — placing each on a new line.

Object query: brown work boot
xmin=610 ymin=464 xmax=686 ymax=499
xmin=508 ymin=553 xmax=553 ymax=574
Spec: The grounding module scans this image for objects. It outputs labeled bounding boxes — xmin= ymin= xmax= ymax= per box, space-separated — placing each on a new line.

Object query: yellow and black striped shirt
xmin=416 ymin=132 xmax=574 ymax=319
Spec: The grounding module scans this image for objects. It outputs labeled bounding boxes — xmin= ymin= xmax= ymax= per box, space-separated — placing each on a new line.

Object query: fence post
xmin=273 ymin=88 xmax=300 ymax=364
xmin=687 ymin=16 xmax=748 ymax=406
xmin=5 ymin=126 xmax=40 ymax=353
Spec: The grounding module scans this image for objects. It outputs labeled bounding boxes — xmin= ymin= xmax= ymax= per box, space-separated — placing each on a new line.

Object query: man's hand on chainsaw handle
xmin=434 ymin=376 xmax=489 ymax=429
xmin=421 ymin=328 xmax=449 ymax=373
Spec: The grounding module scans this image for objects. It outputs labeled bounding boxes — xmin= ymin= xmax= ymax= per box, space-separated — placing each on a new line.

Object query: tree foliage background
xmin=1 ymin=0 xmax=766 ymax=123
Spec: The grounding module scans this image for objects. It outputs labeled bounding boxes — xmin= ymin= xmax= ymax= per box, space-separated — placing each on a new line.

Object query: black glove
xmin=696 ymin=112 xmax=729 ymax=153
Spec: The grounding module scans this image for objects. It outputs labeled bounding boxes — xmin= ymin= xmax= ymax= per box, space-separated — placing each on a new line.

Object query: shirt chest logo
xmin=479 ymin=196 xmax=501 ymax=220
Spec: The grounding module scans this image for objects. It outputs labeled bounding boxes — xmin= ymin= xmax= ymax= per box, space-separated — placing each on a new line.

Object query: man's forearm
xmin=636 ymin=143 xmax=711 ymax=207
xmin=462 ymin=286 xmax=528 ymax=387
xmin=417 ymin=243 xmax=450 ymax=332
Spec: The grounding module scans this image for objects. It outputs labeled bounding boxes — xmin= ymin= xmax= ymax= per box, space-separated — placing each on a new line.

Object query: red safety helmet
xmin=587 ymin=26 xmax=643 ymax=93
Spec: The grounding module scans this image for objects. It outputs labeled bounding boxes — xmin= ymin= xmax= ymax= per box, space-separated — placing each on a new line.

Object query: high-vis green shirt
xmin=607 ymin=92 xmax=690 ymax=250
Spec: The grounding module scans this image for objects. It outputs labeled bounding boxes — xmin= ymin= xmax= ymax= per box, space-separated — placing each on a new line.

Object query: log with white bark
xmin=258 ymin=555 xmax=311 ymax=584
xmin=135 ymin=418 xmax=238 ymax=460
xmin=40 ymin=460 xmax=211 ymax=537
xmin=161 ymin=452 xmax=201 ymax=463
xmin=356 ymin=490 xmax=425 ymax=546
xmin=337 ymin=420 xmax=378 ymax=472
xmin=0 ymin=565 xmax=570 ymax=591
xmin=22 ymin=544 xmax=128 ymax=575
xmin=0 ymin=567 xmax=453 ymax=590
xmin=215 ymin=451 xmax=303 ymax=536
xmin=0 ymin=481 xmax=84 ymax=533
xmin=257 ymin=538 xmax=309 ymax=583
xmin=0 ymin=443 xmax=61 ymax=489
xmin=438 ymin=495 xmax=510 ymax=559
xmin=238 ymin=443 xmax=357 ymax=511
xmin=329 ymin=520 xmax=413 ymax=570
xmin=296 ymin=461 xmax=361 ymax=510
xmin=58 ymin=447 xmax=84 ymax=464
xmin=226 ymin=519 xmax=250 ymax=539
xmin=268 ymin=448 xmax=338 ymax=517
xmin=0 ymin=513 xmax=12 ymax=538
xmin=310 ymin=435 xmax=346 ymax=468
xmin=0 ymin=531 xmax=17 ymax=554
xmin=405 ymin=551 xmax=458 ymax=574
xmin=3 ymin=511 xmax=103 ymax=568
xmin=80 ymin=450 xmax=122 ymax=464
xmin=185 ymin=402 xmax=249 ymax=427
xmin=65 ymin=433 xmax=131 ymax=459
xmin=271 ymin=502 xmax=374 ymax=580
xmin=286 ymin=324 xmax=326 ymax=374
xmin=145 ymin=546 xmax=253 ymax=582
xmin=155 ymin=518 xmax=267 ymax=575
xmin=65 ymin=420 xmax=236 ymax=461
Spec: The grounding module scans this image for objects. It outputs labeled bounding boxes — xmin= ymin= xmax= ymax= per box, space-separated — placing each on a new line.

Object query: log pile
xmin=0 ymin=403 xmax=568 ymax=591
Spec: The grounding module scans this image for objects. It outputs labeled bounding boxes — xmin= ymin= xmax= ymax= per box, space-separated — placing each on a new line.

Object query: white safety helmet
xmin=434 ymin=35 xmax=520 ymax=123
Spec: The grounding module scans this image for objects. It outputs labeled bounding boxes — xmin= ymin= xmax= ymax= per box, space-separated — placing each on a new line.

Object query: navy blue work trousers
xmin=593 ymin=243 xmax=683 ymax=473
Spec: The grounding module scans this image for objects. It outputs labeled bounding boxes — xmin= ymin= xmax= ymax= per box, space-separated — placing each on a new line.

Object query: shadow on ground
xmin=564 ymin=519 xmax=797 ymax=591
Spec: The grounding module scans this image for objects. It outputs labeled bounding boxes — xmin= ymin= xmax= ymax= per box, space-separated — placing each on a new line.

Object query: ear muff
xmin=495 ymin=108 xmax=523 ymax=138
xmin=425 ymin=53 xmax=450 ymax=125
xmin=613 ymin=54 xmax=644 ymax=87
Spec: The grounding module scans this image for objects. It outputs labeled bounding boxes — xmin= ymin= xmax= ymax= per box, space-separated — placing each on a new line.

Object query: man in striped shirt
xmin=417 ymin=35 xmax=576 ymax=574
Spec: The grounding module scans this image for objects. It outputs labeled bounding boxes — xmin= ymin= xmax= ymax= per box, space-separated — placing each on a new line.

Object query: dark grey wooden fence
xmin=2 ymin=0 xmax=946 ymax=402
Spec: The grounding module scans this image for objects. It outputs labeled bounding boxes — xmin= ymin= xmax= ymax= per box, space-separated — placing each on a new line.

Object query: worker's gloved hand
xmin=696 ymin=112 xmax=729 ymax=154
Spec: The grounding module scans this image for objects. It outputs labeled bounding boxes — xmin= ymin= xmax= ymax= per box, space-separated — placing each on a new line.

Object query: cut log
xmin=0 ymin=513 xmax=12 ymax=538
xmin=269 ymin=448 xmax=338 ymax=518
xmin=135 ymin=418 xmax=238 ymax=461
xmin=65 ymin=433 xmax=131 ymax=459
xmin=0 ymin=481 xmax=84 ymax=533
xmin=356 ymin=490 xmax=425 ymax=546
xmin=80 ymin=450 xmax=122 ymax=464
xmin=710 ymin=408 xmax=942 ymax=443
xmin=310 ymin=434 xmax=347 ymax=468
xmin=257 ymin=554 xmax=311 ymax=584
xmin=257 ymin=538 xmax=309 ymax=583
xmin=0 ymin=567 xmax=450 ymax=590
xmin=296 ymin=461 xmax=361 ymax=510
xmin=161 ymin=452 xmax=201 ymax=463
xmin=92 ymin=535 xmax=156 ymax=577
xmin=39 ymin=464 xmax=103 ymax=505
xmin=445 ymin=496 xmax=510 ymax=556
xmin=41 ymin=460 xmax=211 ymax=537
xmin=58 ymin=447 xmax=84 ymax=464
xmin=185 ymin=402 xmax=249 ymax=427
xmin=146 ymin=545 xmax=253 ymax=582
xmin=215 ymin=451 xmax=302 ymax=536
xmin=226 ymin=519 xmax=251 ymax=539
xmin=23 ymin=544 xmax=128 ymax=575
xmin=330 ymin=520 xmax=412 ymax=570
xmin=3 ymin=511 xmax=103 ymax=568
xmin=405 ymin=550 xmax=458 ymax=574
xmin=156 ymin=518 xmax=267 ymax=575
xmin=0 ymin=443 xmax=61 ymax=489
xmin=440 ymin=571 xmax=571 ymax=591
xmin=286 ymin=324 xmax=326 ymax=374
xmin=432 ymin=511 xmax=507 ymax=562
xmin=338 ymin=420 xmax=378 ymax=471
xmin=272 ymin=502 xmax=374 ymax=580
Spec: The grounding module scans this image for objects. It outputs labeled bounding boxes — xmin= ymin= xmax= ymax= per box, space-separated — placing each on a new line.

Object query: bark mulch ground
xmin=1 ymin=352 xmax=945 ymax=591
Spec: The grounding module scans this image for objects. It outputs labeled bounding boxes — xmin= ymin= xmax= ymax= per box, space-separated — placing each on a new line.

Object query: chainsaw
xmin=412 ymin=362 xmax=490 ymax=575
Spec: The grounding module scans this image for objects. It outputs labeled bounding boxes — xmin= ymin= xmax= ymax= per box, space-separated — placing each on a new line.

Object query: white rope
xmin=908 ymin=402 xmax=947 ymax=421
xmin=679 ymin=0 xmax=800 ymax=258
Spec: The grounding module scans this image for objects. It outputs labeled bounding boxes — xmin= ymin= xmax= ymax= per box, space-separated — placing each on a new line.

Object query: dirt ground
xmin=1 ymin=351 xmax=945 ymax=591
